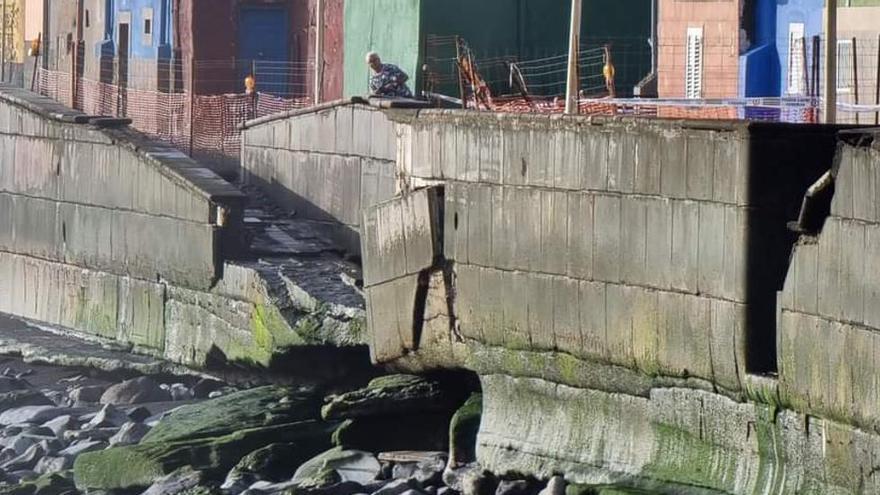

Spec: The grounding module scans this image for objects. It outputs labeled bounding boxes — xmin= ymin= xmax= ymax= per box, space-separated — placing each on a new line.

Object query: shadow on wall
xmin=744 ymin=123 xmax=840 ymax=373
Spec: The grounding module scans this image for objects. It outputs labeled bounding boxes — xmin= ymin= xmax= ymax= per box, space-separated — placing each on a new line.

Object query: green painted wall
xmin=344 ymin=0 xmax=652 ymax=98
xmin=344 ymin=0 xmax=423 ymax=98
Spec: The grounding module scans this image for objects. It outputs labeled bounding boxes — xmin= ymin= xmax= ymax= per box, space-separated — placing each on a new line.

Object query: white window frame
xmin=685 ymin=27 xmax=704 ymax=99
xmin=837 ymin=39 xmax=854 ymax=95
xmin=787 ymin=23 xmax=805 ymax=95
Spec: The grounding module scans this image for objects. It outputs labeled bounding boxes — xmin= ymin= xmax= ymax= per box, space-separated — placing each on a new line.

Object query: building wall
xmin=658 ymin=0 xmax=741 ymax=98
xmin=776 ymin=0 xmax=823 ymax=97
xmin=343 ymin=0 xmax=651 ymax=98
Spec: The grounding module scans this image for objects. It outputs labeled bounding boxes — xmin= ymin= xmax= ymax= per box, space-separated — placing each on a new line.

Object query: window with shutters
xmin=685 ymin=27 xmax=703 ymax=99
xmin=787 ymin=23 xmax=805 ymax=95
xmin=837 ymin=39 xmax=853 ymax=94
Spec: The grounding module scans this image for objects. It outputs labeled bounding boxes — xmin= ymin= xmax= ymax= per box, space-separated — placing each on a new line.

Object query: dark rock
xmin=167 ymin=384 xmax=193 ymax=401
xmin=332 ymin=415 xmax=450 ymax=453
xmin=126 ymin=406 xmax=152 ymax=423
xmin=73 ymin=386 xmax=333 ymax=491
xmin=495 ymin=481 xmax=532 ymax=495
xmin=6 ymin=469 xmax=39 ymax=484
xmin=109 ymin=421 xmax=151 ymax=446
xmin=322 ymin=376 xmax=456 ymax=421
xmin=443 ymin=465 xmax=494 ymax=495
xmin=7 ymin=435 xmax=38 ymax=455
xmin=294 ymin=448 xmax=381 ymax=486
xmin=0 ymin=377 xmax=31 ymax=393
xmin=0 ymin=391 xmax=54 ymax=412
xmin=412 ymin=456 xmax=446 ymax=487
xmin=100 ymin=377 xmax=172 ymax=405
xmin=69 ymin=385 xmax=108 ymax=405
xmin=192 ymin=379 xmax=226 ymax=399
xmin=425 ymin=488 xmax=437 ymax=495
xmin=0 ymin=447 xmax=17 ymax=463
xmin=448 ymin=395 xmax=481 ymax=467
xmin=370 ymin=479 xmax=423 ymax=495
xmin=2 ymin=442 xmax=48 ymax=471
xmin=224 ymin=443 xmax=300 ymax=487
xmin=141 ymin=469 xmax=204 ymax=495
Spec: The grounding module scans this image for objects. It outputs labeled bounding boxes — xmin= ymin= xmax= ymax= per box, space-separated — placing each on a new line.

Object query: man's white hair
xmin=365 ymin=51 xmax=379 ymax=63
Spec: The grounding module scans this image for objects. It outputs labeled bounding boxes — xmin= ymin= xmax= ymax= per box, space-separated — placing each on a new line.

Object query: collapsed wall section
xmin=241 ymin=101 xmax=398 ymax=254
xmin=778 ymin=132 xmax=880 ymax=432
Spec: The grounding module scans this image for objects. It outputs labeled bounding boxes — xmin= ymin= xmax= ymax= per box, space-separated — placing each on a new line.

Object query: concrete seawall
xmin=350 ymin=108 xmax=880 ymax=492
xmin=241 ymin=101 xmax=398 ymax=255
xmin=0 ymin=86 xmax=366 ymax=374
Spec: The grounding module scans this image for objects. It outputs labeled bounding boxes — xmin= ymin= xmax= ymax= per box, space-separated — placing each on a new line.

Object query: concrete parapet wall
xmin=241 ymin=101 xmax=398 ymax=254
xmin=0 ymin=85 xmax=245 ymax=290
xmin=779 ymin=138 xmax=880 ymax=432
xmin=365 ymin=110 xmax=838 ymax=394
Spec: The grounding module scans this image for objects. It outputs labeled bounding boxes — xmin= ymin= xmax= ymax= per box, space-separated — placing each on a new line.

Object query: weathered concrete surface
xmin=366 ymin=111 xmax=838 ymax=396
xmin=0 ymin=86 xmax=367 ymax=375
xmin=479 ymin=374 xmax=880 ymax=495
xmin=0 ymin=84 xmax=245 ymax=290
xmin=241 ymin=101 xmax=398 ymax=255
xmin=778 ymin=133 xmax=880 ymax=434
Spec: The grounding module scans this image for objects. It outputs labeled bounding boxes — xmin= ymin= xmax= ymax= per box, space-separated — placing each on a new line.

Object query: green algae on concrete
xmin=449 ymin=393 xmax=482 ymax=465
xmin=321 ymin=374 xmax=453 ymax=420
xmin=74 ymin=386 xmax=337 ymax=491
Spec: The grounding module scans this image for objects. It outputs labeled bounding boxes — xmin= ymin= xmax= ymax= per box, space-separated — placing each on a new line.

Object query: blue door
xmin=238 ymin=7 xmax=290 ymax=96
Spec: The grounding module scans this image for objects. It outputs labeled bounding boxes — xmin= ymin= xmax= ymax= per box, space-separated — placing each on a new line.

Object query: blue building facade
xmin=776 ymin=0 xmax=823 ymax=96
xmin=739 ymin=0 xmax=781 ymax=96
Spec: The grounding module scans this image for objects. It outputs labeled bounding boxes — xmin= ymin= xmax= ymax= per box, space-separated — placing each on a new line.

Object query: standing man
xmin=367 ymin=52 xmax=413 ymax=98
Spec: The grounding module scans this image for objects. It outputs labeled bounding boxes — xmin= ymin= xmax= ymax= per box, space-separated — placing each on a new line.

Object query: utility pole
xmin=565 ymin=0 xmax=582 ymax=114
xmin=2 ymin=0 xmax=7 ymax=83
xmin=824 ymin=0 xmax=837 ymax=123
xmin=314 ymin=0 xmax=323 ymax=104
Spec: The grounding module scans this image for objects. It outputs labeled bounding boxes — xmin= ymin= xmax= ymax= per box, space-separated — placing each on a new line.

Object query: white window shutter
xmin=685 ymin=27 xmax=704 ymax=99
xmin=788 ymin=23 xmax=805 ymax=95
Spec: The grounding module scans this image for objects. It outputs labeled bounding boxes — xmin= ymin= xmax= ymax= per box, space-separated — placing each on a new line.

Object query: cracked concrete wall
xmin=241 ymin=101 xmax=398 ymax=255
xmin=778 ymin=136 xmax=880 ymax=433
xmin=367 ymin=110 xmax=836 ymax=396
xmin=0 ymin=85 xmax=249 ymax=356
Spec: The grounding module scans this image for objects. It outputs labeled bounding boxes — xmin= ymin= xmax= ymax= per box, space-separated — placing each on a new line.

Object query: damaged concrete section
xmin=361 ymin=187 xmax=443 ymax=362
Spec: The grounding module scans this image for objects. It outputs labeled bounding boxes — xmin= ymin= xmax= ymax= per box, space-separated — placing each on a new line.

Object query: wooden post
xmin=30 ymin=33 xmax=40 ymax=91
xmin=314 ymin=0 xmax=323 ymax=104
xmin=565 ymin=0 xmax=582 ymax=114
xmin=874 ymin=33 xmax=879 ymax=125
xmin=824 ymin=0 xmax=837 ymax=123
xmin=852 ymin=37 xmax=859 ymax=124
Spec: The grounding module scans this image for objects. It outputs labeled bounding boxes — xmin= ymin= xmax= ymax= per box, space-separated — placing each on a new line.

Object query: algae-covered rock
xmin=321 ymin=375 xmax=454 ymax=420
xmin=449 ymin=394 xmax=482 ymax=466
xmin=225 ymin=443 xmax=303 ymax=485
xmin=143 ymin=385 xmax=319 ymax=443
xmin=292 ymin=447 xmax=380 ymax=485
xmin=73 ymin=386 xmax=335 ymax=492
xmin=0 ymin=471 xmax=76 ymax=495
